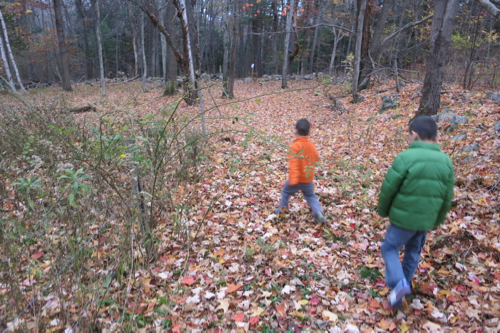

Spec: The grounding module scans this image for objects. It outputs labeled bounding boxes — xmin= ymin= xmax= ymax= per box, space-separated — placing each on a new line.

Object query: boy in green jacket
xmin=378 ymin=116 xmax=454 ymax=308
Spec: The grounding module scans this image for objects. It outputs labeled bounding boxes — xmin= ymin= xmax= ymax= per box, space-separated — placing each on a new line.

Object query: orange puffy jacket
xmin=288 ymin=136 xmax=319 ymax=185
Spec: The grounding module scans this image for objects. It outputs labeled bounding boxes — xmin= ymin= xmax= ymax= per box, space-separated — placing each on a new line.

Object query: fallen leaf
xmin=216 ymin=299 xmax=230 ymax=314
xmin=233 ymin=312 xmax=244 ymax=322
xmin=321 ymin=310 xmax=338 ymax=322
xmin=378 ymin=318 xmax=396 ymax=330
xmin=248 ymin=316 xmax=259 ymax=325
xmin=226 ymin=283 xmax=242 ymax=293
xmin=31 ymin=252 xmax=43 ymax=260
xmin=181 ymin=276 xmax=196 ymax=285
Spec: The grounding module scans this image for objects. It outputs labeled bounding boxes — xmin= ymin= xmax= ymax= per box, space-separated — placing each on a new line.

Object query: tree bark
xmin=357 ymin=0 xmax=373 ymax=91
xmin=159 ymin=0 xmax=167 ymax=80
xmin=222 ymin=0 xmax=230 ymax=95
xmin=0 ymin=10 xmax=25 ymax=93
xmin=94 ymin=0 xmax=106 ymax=96
xmin=75 ymin=0 xmax=92 ymax=79
xmin=53 ymin=0 xmax=72 ymax=91
xmin=282 ymin=0 xmax=295 ymax=89
xmin=271 ymin=0 xmax=279 ymax=74
xmin=352 ymin=0 xmax=366 ymax=99
xmin=415 ymin=0 xmax=459 ymax=118
xmin=308 ymin=0 xmax=322 ymax=73
xmin=140 ymin=12 xmax=148 ymax=92
xmin=164 ymin=0 xmax=177 ymax=95
xmin=0 ymin=10 xmax=15 ymax=92
xmin=227 ymin=0 xmax=238 ymax=98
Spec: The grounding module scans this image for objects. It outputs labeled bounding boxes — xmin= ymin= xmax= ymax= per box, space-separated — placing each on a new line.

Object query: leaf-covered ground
xmin=1 ymin=80 xmax=500 ymax=332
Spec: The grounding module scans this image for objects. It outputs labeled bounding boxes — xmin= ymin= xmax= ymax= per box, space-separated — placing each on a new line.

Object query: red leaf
xmin=31 ymin=252 xmax=43 ymax=260
xmin=310 ymin=296 xmax=319 ymax=305
xmin=249 ymin=316 xmax=259 ymax=325
xmin=233 ymin=313 xmax=244 ymax=322
xmin=265 ymin=268 xmax=272 ymax=276
xmin=181 ymin=276 xmax=196 ymax=285
xmin=226 ymin=283 xmax=242 ymax=293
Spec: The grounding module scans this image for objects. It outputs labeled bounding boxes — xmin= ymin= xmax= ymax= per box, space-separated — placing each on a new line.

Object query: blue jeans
xmin=381 ymin=224 xmax=427 ymax=289
xmin=277 ymin=180 xmax=323 ymax=219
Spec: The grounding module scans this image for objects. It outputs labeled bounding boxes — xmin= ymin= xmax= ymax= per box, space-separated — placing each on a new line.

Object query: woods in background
xmin=0 ymin=0 xmax=500 ymax=110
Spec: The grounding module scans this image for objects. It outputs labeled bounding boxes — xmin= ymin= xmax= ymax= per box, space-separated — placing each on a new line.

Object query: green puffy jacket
xmin=378 ymin=141 xmax=454 ymax=231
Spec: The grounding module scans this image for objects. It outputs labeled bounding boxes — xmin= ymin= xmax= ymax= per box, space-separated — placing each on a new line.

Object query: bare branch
xmin=476 ymin=0 xmax=500 ymax=19
xmin=380 ymin=14 xmax=433 ymax=48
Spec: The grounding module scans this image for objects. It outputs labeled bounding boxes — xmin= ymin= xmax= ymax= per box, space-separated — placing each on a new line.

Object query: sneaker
xmin=389 ymin=279 xmax=412 ymax=308
xmin=315 ymin=212 xmax=325 ymax=224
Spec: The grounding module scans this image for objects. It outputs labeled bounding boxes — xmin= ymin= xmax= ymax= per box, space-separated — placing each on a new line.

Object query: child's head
xmin=409 ymin=116 xmax=438 ymax=143
xmin=295 ymin=119 xmax=310 ymax=136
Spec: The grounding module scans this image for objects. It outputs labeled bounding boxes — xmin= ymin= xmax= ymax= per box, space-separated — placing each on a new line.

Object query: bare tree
xmin=282 ymin=0 xmax=295 ymax=89
xmin=222 ymin=0 xmax=230 ymax=96
xmin=163 ymin=0 xmax=177 ymax=96
xmin=53 ymin=0 xmax=73 ymax=91
xmin=415 ymin=0 xmax=459 ymax=117
xmin=227 ymin=0 xmax=238 ymax=98
xmin=94 ymin=0 xmax=106 ymax=96
xmin=0 ymin=11 xmax=15 ymax=91
xmin=352 ymin=0 xmax=367 ymax=100
xmin=140 ymin=11 xmax=148 ymax=92
xmin=0 ymin=8 xmax=25 ymax=93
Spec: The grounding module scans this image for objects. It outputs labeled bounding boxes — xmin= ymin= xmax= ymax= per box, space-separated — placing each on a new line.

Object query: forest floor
xmin=1 ymin=79 xmax=500 ymax=332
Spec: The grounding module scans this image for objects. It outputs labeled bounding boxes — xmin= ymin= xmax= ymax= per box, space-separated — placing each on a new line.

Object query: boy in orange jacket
xmin=276 ymin=119 xmax=325 ymax=224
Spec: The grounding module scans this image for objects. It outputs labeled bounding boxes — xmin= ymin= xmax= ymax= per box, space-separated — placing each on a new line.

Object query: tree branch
xmin=476 ymin=0 xmax=500 ymax=19
xmin=380 ymin=14 xmax=433 ymax=48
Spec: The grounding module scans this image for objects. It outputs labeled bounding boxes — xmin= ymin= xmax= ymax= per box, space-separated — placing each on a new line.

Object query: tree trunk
xmin=370 ymin=0 xmax=392 ymax=59
xmin=0 ymin=26 xmax=15 ymax=91
xmin=0 ymin=11 xmax=25 ymax=93
xmin=140 ymin=12 xmax=148 ymax=92
xmin=271 ymin=0 xmax=279 ymax=74
xmin=252 ymin=18 xmax=263 ymax=77
xmin=222 ymin=0 xmax=230 ymax=95
xmin=329 ymin=28 xmax=344 ymax=75
xmin=75 ymin=0 xmax=92 ymax=79
xmin=159 ymin=0 xmax=167 ymax=80
xmin=128 ymin=4 xmax=139 ymax=77
xmin=357 ymin=0 xmax=373 ymax=91
xmin=308 ymin=0 xmax=321 ymax=73
xmin=180 ymin=0 xmax=206 ymax=133
xmin=282 ymin=0 xmax=295 ymax=89
xmin=352 ymin=0 xmax=366 ymax=99
xmin=94 ymin=0 xmax=106 ymax=96
xmin=164 ymin=0 xmax=177 ymax=96
xmin=53 ymin=0 xmax=72 ymax=91
xmin=227 ymin=0 xmax=238 ymax=98
xmin=415 ymin=0 xmax=459 ymax=118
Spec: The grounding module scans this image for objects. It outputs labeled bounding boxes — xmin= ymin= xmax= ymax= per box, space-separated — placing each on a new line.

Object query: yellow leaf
xmin=438 ymin=289 xmax=451 ymax=298
xmin=218 ymin=258 xmax=226 ymax=264
xmin=399 ymin=321 xmax=409 ymax=333
xmin=321 ymin=310 xmax=338 ymax=322
xmin=25 ymin=10 xmax=33 ymax=14
xmin=250 ymin=306 xmax=264 ymax=317
xmin=298 ymin=299 xmax=308 ymax=305
xmin=449 ymin=316 xmax=459 ymax=324
xmin=290 ymin=310 xmax=304 ymax=318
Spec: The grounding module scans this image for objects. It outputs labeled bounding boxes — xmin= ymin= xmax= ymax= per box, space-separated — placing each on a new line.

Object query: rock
xmin=462 ymin=143 xmax=479 ymax=152
xmin=375 ymin=89 xmax=388 ymax=93
xmin=244 ymin=77 xmax=253 ymax=82
xmin=432 ymin=112 xmax=469 ymax=125
xmin=379 ymin=95 xmax=398 ymax=113
xmin=445 ymin=124 xmax=458 ymax=134
xmin=304 ymin=75 xmax=313 ymax=80
xmin=350 ymin=94 xmax=365 ymax=103
xmin=464 ymin=93 xmax=472 ymax=99
xmin=366 ymin=116 xmax=378 ymax=122
xmin=399 ymin=81 xmax=406 ymax=88
xmin=492 ymin=93 xmax=500 ymax=103
xmin=452 ymin=134 xmax=467 ymax=141
xmin=295 ymin=76 xmax=302 ymax=81
xmin=236 ymin=80 xmax=243 ymax=83
xmin=494 ymin=120 xmax=500 ymax=132
xmin=388 ymin=113 xmax=402 ymax=119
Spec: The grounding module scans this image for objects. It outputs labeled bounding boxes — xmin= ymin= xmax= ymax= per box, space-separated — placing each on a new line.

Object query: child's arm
xmin=378 ymin=155 xmax=407 ymax=217
xmin=435 ymin=165 xmax=455 ymax=227
xmin=288 ymin=145 xmax=301 ymax=185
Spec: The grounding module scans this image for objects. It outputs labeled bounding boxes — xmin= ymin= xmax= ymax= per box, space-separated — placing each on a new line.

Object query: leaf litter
xmin=0 ymin=80 xmax=499 ymax=332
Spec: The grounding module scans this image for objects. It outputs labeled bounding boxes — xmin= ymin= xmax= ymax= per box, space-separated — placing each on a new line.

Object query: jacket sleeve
xmin=435 ymin=164 xmax=455 ymax=227
xmin=378 ymin=155 xmax=408 ymax=217
xmin=288 ymin=143 xmax=302 ymax=185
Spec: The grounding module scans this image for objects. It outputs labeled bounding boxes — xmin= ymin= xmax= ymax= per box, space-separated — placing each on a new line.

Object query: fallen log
xmin=68 ymin=105 xmax=96 ymax=113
